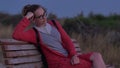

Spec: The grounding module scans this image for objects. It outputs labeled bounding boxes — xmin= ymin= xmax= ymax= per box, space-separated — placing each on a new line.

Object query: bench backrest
xmin=0 ymin=39 xmax=81 ymax=68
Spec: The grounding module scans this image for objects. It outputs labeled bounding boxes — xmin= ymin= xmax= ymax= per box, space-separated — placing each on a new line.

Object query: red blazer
xmin=12 ymin=18 xmax=92 ymax=68
xmin=12 ymin=17 xmax=77 ymax=58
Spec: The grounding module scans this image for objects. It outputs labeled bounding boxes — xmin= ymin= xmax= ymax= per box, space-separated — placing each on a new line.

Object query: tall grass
xmin=72 ymin=32 xmax=120 ymax=68
xmin=0 ymin=25 xmax=13 ymax=38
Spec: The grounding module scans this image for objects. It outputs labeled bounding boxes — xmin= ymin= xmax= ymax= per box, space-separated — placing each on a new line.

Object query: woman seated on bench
xmin=12 ymin=4 xmax=106 ymax=68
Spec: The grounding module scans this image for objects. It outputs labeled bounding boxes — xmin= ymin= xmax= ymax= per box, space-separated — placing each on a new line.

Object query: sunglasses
xmin=35 ymin=12 xmax=47 ymax=19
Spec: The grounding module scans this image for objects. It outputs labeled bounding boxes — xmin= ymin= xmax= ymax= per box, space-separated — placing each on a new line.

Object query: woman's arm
xmin=12 ymin=17 xmax=36 ymax=43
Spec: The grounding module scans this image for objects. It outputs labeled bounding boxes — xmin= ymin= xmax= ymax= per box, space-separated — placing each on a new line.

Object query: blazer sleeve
xmin=12 ymin=17 xmax=36 ymax=43
xmin=54 ymin=20 xmax=77 ymax=57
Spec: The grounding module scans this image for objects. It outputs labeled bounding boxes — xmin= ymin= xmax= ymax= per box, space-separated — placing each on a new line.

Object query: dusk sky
xmin=0 ymin=0 xmax=120 ymax=18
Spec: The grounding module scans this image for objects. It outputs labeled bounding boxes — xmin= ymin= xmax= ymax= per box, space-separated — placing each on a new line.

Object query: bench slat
xmin=7 ymin=62 xmax=42 ymax=68
xmin=3 ymin=44 xmax=36 ymax=51
xmin=75 ymin=47 xmax=81 ymax=52
xmin=74 ymin=43 xmax=80 ymax=48
xmin=0 ymin=39 xmax=27 ymax=43
xmin=5 ymin=55 xmax=41 ymax=64
xmin=73 ymin=42 xmax=82 ymax=53
xmin=5 ymin=47 xmax=81 ymax=58
xmin=5 ymin=50 xmax=40 ymax=57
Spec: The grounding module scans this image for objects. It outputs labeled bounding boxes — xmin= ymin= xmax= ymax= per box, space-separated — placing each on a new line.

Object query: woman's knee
xmin=90 ymin=52 xmax=103 ymax=60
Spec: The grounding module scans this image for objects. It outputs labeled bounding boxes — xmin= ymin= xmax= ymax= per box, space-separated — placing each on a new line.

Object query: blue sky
xmin=0 ymin=0 xmax=120 ymax=18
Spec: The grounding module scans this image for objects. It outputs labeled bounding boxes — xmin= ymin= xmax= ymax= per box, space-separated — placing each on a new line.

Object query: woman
xmin=12 ymin=4 xmax=106 ymax=68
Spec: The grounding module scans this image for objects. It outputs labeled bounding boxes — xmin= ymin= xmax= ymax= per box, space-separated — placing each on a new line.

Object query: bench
xmin=0 ymin=39 xmax=81 ymax=68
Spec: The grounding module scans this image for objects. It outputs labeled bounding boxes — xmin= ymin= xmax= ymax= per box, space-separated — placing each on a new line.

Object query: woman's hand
xmin=71 ymin=55 xmax=80 ymax=65
xmin=25 ymin=12 xmax=34 ymax=20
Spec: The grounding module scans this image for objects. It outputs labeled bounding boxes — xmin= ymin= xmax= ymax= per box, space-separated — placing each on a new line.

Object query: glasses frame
xmin=34 ymin=12 xmax=47 ymax=19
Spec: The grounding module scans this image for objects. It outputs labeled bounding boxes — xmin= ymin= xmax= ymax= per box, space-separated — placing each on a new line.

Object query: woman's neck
xmin=36 ymin=23 xmax=47 ymax=27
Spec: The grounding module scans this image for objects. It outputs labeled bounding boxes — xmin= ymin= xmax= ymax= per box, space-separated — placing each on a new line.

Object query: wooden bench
xmin=0 ymin=39 xmax=81 ymax=68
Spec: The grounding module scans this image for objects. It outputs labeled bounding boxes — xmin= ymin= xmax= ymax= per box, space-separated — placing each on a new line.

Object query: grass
xmin=72 ymin=33 xmax=120 ymax=68
xmin=0 ymin=25 xmax=13 ymax=38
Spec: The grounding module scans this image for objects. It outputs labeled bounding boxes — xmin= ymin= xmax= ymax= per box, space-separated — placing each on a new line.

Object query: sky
xmin=0 ymin=0 xmax=120 ymax=18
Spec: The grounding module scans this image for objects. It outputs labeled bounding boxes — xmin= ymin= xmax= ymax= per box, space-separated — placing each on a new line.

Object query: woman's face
xmin=34 ymin=8 xmax=47 ymax=27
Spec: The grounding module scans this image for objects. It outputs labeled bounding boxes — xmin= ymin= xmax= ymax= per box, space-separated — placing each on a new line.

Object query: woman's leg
xmin=90 ymin=52 xmax=106 ymax=68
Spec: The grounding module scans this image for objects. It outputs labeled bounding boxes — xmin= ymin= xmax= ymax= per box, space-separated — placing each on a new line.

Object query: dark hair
xmin=22 ymin=4 xmax=47 ymax=16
